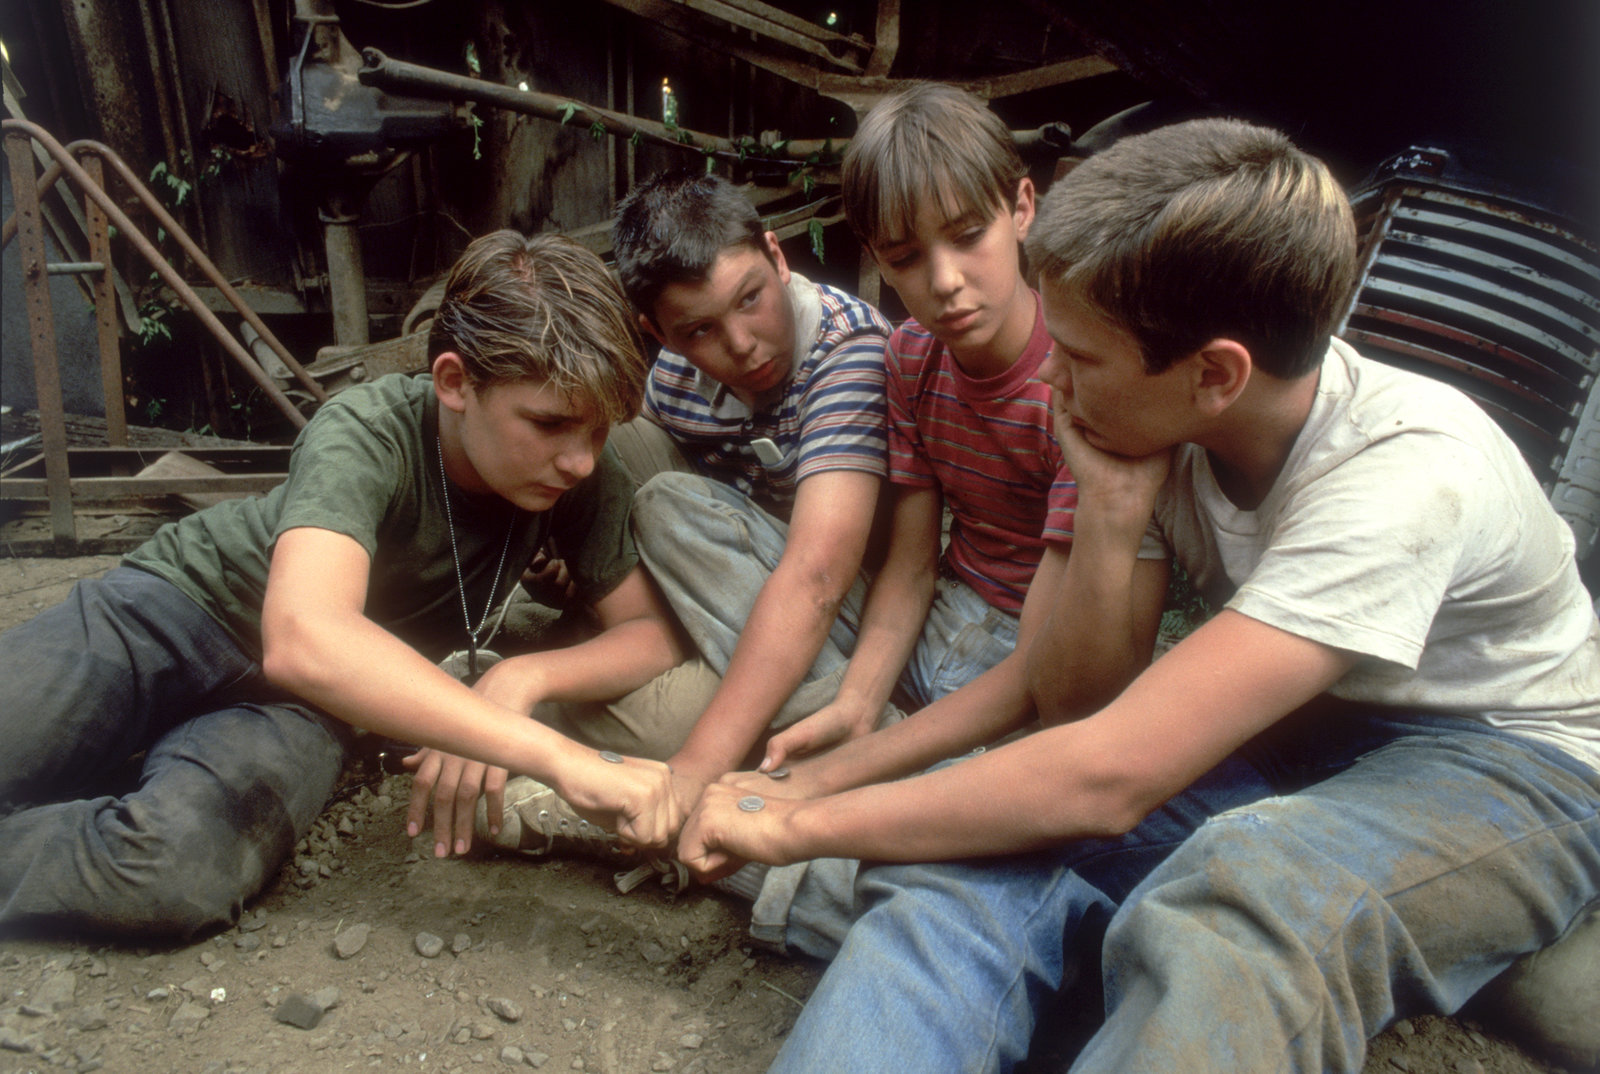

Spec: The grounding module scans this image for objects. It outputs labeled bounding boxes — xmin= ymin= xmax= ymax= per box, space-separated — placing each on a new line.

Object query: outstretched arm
xmin=405 ymin=563 xmax=689 ymax=853
xmin=666 ymin=468 xmax=881 ymax=798
xmin=262 ymin=527 xmax=679 ymax=856
xmin=681 ymin=610 xmax=1353 ymax=877
xmin=758 ymin=483 xmax=942 ymax=771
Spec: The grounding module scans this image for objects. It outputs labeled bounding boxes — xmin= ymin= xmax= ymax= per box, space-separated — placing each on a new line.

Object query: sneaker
xmin=475 ymin=776 xmax=688 ymax=893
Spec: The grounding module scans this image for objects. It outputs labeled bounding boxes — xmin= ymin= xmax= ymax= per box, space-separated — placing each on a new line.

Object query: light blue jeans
xmin=767 ymin=709 xmax=1600 ymax=1074
xmin=0 ymin=568 xmax=349 ymax=941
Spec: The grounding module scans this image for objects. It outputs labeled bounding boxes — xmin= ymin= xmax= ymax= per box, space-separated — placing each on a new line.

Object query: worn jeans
xmin=767 ymin=709 xmax=1600 ymax=1074
xmin=0 ymin=567 xmax=348 ymax=941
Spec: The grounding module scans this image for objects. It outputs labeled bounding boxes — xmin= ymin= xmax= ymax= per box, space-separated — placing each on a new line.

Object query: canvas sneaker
xmin=475 ymin=775 xmax=687 ymax=893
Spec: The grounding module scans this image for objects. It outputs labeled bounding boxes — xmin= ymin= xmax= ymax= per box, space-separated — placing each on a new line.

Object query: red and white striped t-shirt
xmin=886 ymin=295 xmax=1076 ymax=614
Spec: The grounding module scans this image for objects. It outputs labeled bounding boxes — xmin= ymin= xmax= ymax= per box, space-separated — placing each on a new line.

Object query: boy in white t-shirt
xmin=680 ymin=118 xmax=1600 ymax=1072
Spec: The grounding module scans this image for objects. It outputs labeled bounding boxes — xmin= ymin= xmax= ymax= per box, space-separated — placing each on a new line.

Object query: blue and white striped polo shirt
xmin=643 ymin=274 xmax=891 ymax=518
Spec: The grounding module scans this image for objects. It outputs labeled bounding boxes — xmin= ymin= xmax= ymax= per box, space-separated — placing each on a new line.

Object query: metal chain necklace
xmin=437 ymin=433 xmax=516 ymax=678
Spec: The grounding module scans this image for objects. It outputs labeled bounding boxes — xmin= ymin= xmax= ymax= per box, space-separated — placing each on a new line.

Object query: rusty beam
xmin=863 ymin=0 xmax=900 ymax=79
xmin=82 ymin=154 xmax=127 ymax=446
xmin=4 ymin=129 xmax=77 ymax=545
xmin=673 ymin=0 xmax=869 ymax=72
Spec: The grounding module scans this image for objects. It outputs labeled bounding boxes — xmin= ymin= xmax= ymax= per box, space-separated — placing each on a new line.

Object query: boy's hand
xmin=403 ymin=748 xmax=508 ymax=858
xmin=678 ymin=782 xmax=802 ymax=881
xmin=1051 ymin=387 xmax=1172 ymax=531
xmin=758 ymin=696 xmax=877 ymax=772
xmin=556 ymin=752 xmax=680 ymax=850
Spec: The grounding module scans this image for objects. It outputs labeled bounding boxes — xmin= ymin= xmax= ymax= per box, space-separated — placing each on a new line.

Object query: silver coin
xmin=767 ymin=766 xmax=790 ymax=779
xmin=599 ymin=750 xmax=624 ymax=764
xmin=737 ymin=795 xmax=766 ymax=813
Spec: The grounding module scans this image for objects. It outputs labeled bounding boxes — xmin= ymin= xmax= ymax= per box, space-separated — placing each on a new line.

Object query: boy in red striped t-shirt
xmin=750 ymin=83 xmax=1169 ymax=785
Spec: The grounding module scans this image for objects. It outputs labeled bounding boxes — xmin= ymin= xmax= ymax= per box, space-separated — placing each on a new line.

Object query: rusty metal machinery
xmin=1338 ymin=146 xmax=1600 ymax=569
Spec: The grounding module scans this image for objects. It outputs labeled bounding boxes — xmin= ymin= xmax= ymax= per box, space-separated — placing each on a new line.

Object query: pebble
xmin=678 ymin=1033 xmax=702 ymax=1049
xmin=146 ymin=987 xmax=171 ymax=1001
xmin=235 ymin=933 xmax=262 ymax=953
xmin=309 ymin=986 xmax=341 ymax=1012
xmin=273 ymin=994 xmax=325 ymax=1030
xmin=168 ymin=1000 xmax=211 ymax=1036
xmin=487 ymin=997 xmax=523 ymax=1023
xmin=471 ymin=1021 xmax=497 ymax=1040
xmin=452 ymin=933 xmax=473 ymax=955
xmin=525 ymin=1051 xmax=550 ymax=1069
xmin=416 ymin=932 xmax=445 ymax=958
xmin=238 ymin=910 xmax=269 ymax=932
xmin=32 ymin=968 xmax=78 ymax=1011
xmin=198 ymin=951 xmax=220 ymax=969
xmin=650 ymin=1056 xmax=675 ymax=1072
xmin=334 ymin=922 xmax=371 ymax=959
xmin=1394 ymin=1018 xmax=1415 ymax=1038
xmin=500 ymin=1045 xmax=524 ymax=1066
xmin=1388 ymin=1056 xmax=1410 ymax=1072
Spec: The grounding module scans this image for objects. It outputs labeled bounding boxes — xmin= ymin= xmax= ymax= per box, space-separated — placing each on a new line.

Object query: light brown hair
xmin=1027 ymin=117 xmax=1357 ymax=378
xmin=842 ymin=82 xmax=1026 ymax=249
xmin=429 ymin=230 xmax=647 ymax=422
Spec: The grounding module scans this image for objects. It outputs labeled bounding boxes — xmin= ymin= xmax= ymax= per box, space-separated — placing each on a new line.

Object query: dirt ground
xmin=0 ymin=554 xmax=1581 ymax=1074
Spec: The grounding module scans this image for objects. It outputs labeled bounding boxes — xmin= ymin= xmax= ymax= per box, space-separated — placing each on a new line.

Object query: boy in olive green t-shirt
xmin=0 ymin=231 xmax=686 ymax=940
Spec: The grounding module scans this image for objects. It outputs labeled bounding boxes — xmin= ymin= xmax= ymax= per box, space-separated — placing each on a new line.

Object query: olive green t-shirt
xmin=125 ymin=373 xmax=639 ymax=659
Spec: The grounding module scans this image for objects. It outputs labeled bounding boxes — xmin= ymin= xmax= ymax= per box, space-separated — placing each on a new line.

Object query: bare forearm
xmin=493 ymin=616 xmax=686 ymax=708
xmin=777 ymin=721 xmax=1132 ymax=863
xmin=264 ymin=611 xmax=586 ymax=780
xmin=1030 ymin=514 xmax=1165 ymax=724
xmin=830 ymin=559 xmax=935 ymax=717
xmin=793 ymin=651 xmax=1035 ymax=796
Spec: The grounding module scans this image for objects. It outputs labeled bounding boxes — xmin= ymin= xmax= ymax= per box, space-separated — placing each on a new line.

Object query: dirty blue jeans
xmin=0 ymin=567 xmax=348 ymax=941
xmin=766 ymin=709 xmax=1600 ymax=1074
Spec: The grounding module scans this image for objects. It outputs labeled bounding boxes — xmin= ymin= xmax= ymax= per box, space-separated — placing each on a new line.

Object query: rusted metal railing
xmin=2 ymin=118 xmax=327 ymax=547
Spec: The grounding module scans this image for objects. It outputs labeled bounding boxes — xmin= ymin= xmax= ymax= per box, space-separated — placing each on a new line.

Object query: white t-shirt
xmin=1150 ymin=338 xmax=1600 ymax=769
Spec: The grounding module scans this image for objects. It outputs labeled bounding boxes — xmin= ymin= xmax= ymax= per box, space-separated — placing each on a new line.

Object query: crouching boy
xmin=0 ymin=231 xmax=686 ymax=940
xmin=683 ymin=118 xmax=1600 ymax=1073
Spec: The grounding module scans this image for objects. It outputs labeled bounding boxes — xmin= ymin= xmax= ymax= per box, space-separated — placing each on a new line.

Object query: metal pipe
xmin=2 ymin=119 xmax=312 ymax=427
xmin=58 ymin=136 xmax=329 ymax=403
xmin=320 ymin=200 xmax=370 ymax=347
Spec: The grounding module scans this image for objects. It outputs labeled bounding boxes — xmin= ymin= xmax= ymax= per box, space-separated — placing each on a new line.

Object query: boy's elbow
xmin=260 ymin=609 xmax=319 ymax=693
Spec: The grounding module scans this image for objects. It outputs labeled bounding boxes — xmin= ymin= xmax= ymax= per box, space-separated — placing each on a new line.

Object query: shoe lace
xmin=525 ymin=802 xmax=690 ymax=895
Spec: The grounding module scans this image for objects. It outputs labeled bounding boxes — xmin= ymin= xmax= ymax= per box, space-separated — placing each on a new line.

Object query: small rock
xmin=1456 ymin=1060 xmax=1484 ymax=1074
xmin=85 ymin=956 xmax=109 ymax=977
xmin=1393 ymin=1018 xmax=1414 ymax=1038
xmin=452 ymin=932 xmax=472 ymax=954
xmin=678 ymin=1033 xmax=702 ymax=1049
xmin=651 ymin=1056 xmax=675 ymax=1072
xmin=1388 ymin=1056 xmax=1410 ymax=1072
xmin=562 ymin=1018 xmax=578 ymax=1032
xmin=334 ymin=923 xmax=371 ymax=959
xmin=238 ymin=910 xmax=269 ymax=932
xmin=416 ymin=932 xmax=445 ymax=958
xmin=146 ymin=987 xmax=171 ymax=1001
xmin=273 ymin=994 xmax=324 ymax=1030
xmin=571 ymin=1059 xmax=584 ymax=1071
xmin=525 ymin=1051 xmax=550 ymax=1069
xmin=453 ymin=1027 xmax=472 ymax=1045
xmin=0 ymin=1025 xmax=35 ymax=1052
xmin=500 ymin=1046 xmax=525 ymax=1066
xmin=639 ymin=941 xmax=668 ymax=965
xmin=486 ymin=997 xmax=523 ymax=1023
xmin=471 ymin=1021 xmax=497 ymax=1040
xmin=308 ymin=986 xmax=341 ymax=1012
xmin=168 ymin=999 xmax=211 ymax=1036
xmin=235 ymin=933 xmax=262 ymax=953
xmin=198 ymin=950 xmax=220 ymax=969
xmin=32 ymin=968 xmax=78 ymax=1011
xmin=1467 ymin=1031 xmax=1488 ymax=1048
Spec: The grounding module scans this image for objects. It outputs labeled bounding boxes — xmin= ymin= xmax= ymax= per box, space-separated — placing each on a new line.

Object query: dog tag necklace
xmin=438 ymin=433 xmax=516 ymax=682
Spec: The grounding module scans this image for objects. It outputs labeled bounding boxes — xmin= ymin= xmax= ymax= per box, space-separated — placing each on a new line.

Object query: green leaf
xmin=558 ymin=102 xmax=580 ymax=125
xmin=801 ymin=172 xmax=815 ymax=197
xmin=630 ymin=131 xmax=642 ymax=149
xmin=705 ymin=154 xmax=715 ymax=174
xmin=808 ymin=218 xmax=825 ymax=264
xmin=589 ymin=120 xmax=606 ymax=142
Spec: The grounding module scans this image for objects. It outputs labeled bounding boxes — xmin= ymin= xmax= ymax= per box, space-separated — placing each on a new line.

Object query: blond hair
xmin=1027 ymin=118 xmax=1357 ymax=378
xmin=842 ymin=82 xmax=1026 ymax=248
xmin=428 ymin=230 xmax=647 ymax=422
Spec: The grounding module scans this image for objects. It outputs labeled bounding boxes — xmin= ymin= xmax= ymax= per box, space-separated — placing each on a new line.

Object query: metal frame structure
xmin=1 ymin=119 xmax=320 ymax=550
